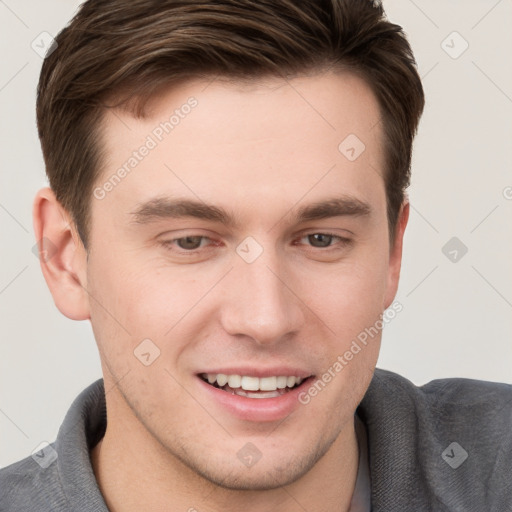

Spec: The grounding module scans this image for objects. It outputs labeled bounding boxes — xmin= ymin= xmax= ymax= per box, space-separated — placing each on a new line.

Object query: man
xmin=1 ymin=0 xmax=511 ymax=510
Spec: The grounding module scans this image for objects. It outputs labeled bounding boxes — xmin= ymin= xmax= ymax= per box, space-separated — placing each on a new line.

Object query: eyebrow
xmin=129 ymin=195 xmax=371 ymax=229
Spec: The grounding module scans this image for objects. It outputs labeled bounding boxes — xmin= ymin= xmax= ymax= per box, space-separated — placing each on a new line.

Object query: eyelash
xmin=160 ymin=232 xmax=352 ymax=255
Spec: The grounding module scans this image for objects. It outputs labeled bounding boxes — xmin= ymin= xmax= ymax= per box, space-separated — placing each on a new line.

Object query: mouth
xmin=199 ymin=373 xmax=313 ymax=399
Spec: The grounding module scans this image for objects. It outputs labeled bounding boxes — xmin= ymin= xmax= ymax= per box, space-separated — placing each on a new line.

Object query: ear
xmin=383 ymin=201 xmax=409 ymax=310
xmin=33 ymin=187 xmax=90 ymax=320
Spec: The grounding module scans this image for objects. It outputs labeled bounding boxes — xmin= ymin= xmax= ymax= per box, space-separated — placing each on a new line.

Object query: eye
xmin=305 ymin=233 xmax=336 ymax=248
xmin=175 ymin=236 xmax=207 ymax=250
xmin=162 ymin=235 xmax=213 ymax=253
xmin=297 ymin=232 xmax=352 ymax=249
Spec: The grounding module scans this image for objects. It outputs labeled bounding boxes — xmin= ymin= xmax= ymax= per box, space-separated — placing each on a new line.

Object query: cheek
xmin=298 ymin=260 xmax=387 ymax=413
xmin=307 ymin=247 xmax=389 ymax=325
xmin=86 ymin=250 xmax=214 ymax=352
xmin=293 ymin=254 xmax=388 ymax=385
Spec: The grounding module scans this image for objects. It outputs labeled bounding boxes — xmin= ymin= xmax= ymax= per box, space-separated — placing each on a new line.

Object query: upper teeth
xmin=203 ymin=373 xmax=304 ymax=391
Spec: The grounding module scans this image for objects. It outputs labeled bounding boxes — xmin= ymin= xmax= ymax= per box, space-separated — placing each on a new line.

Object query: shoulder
xmin=0 ymin=378 xmax=106 ymax=512
xmin=0 ymin=445 xmax=68 ymax=511
xmin=360 ymin=368 xmax=512 ymax=509
xmin=369 ymin=366 xmax=512 ymax=420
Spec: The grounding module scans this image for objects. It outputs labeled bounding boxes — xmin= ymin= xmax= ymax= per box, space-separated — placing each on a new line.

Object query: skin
xmin=34 ymin=70 xmax=409 ymax=512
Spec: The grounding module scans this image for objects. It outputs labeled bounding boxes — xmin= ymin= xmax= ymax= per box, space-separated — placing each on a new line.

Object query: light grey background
xmin=1 ymin=0 xmax=511 ymax=468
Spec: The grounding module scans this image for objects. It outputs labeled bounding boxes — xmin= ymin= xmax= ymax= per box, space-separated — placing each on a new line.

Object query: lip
xmin=197 ymin=367 xmax=312 ymax=379
xmin=196 ymin=373 xmax=315 ymax=422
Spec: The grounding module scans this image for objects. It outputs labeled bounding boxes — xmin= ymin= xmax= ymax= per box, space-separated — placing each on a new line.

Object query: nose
xmin=219 ymin=247 xmax=305 ymax=346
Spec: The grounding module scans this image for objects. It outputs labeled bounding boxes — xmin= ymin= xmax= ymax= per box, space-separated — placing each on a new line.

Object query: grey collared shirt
xmin=350 ymin=413 xmax=372 ymax=511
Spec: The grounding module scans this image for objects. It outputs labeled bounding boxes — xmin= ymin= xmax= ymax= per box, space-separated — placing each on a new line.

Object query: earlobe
xmin=383 ymin=201 xmax=409 ymax=310
xmin=33 ymin=187 xmax=91 ymax=320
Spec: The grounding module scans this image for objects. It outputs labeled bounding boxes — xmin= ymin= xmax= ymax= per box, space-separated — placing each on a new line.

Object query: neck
xmin=91 ymin=389 xmax=360 ymax=512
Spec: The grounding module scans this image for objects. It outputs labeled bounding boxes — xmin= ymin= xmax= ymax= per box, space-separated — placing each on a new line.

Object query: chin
xmin=193 ymin=461 xmax=311 ymax=491
xmin=170 ymin=434 xmax=336 ymax=492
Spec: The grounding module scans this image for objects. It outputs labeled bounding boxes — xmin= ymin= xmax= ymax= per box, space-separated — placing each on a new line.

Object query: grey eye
xmin=307 ymin=233 xmax=334 ymax=248
xmin=176 ymin=236 xmax=204 ymax=250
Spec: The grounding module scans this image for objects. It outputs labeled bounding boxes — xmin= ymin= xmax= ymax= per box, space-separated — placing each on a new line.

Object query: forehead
xmin=95 ymin=71 xmax=385 ymax=227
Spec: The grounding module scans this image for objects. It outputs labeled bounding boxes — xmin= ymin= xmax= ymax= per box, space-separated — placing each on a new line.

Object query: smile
xmin=200 ymin=373 xmax=308 ymax=399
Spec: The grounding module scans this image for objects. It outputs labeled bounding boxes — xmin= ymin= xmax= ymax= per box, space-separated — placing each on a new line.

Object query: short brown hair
xmin=36 ymin=0 xmax=424 ymax=246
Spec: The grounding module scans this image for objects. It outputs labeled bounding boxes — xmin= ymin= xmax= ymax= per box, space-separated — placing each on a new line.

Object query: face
xmin=81 ymin=71 xmax=404 ymax=489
